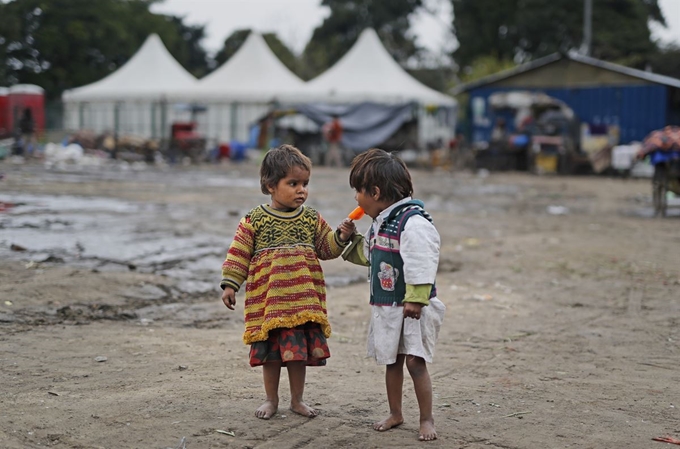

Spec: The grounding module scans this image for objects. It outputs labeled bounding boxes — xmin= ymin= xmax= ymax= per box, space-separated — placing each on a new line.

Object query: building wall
xmin=468 ymin=84 xmax=668 ymax=145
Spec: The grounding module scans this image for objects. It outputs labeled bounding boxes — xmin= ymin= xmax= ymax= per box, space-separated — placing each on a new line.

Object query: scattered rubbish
xmin=4 ymin=301 xmax=12 ymax=306
xmin=174 ymin=436 xmax=186 ymax=449
xmin=178 ymin=365 xmax=188 ymax=371
xmin=215 ymin=430 xmax=235 ymax=437
xmin=94 ymin=356 xmax=108 ymax=363
xmin=25 ymin=261 xmax=39 ymax=269
xmin=653 ymin=436 xmax=680 ymax=445
xmin=48 ymin=391 xmax=60 ymax=396
xmin=489 ymin=403 xmax=501 ymax=408
xmin=547 ymin=205 xmax=569 ymax=215
xmin=0 ymin=201 xmax=14 ymax=212
xmin=503 ymin=411 xmax=531 ymax=418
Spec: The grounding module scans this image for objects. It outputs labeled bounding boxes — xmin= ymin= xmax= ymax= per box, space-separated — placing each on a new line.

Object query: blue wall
xmin=468 ymin=85 xmax=668 ymax=144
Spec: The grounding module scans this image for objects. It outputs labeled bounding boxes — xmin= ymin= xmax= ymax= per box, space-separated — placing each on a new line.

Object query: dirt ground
xmin=1 ymin=159 xmax=679 ymax=449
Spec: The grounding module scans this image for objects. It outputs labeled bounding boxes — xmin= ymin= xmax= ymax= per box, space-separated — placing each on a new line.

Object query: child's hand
xmin=337 ymin=218 xmax=356 ymax=242
xmin=222 ymin=287 xmax=236 ymax=310
xmin=403 ymin=302 xmax=423 ymax=320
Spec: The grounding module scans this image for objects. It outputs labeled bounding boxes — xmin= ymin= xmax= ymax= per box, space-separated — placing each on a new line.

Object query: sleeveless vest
xmin=368 ymin=200 xmax=437 ymax=306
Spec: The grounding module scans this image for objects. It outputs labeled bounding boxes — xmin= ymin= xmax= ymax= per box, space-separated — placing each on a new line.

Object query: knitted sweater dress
xmin=221 ymin=204 xmax=347 ymax=344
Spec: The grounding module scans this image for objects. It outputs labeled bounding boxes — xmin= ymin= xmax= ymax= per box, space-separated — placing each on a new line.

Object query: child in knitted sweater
xmin=338 ymin=148 xmax=446 ymax=441
xmin=221 ymin=144 xmax=353 ymax=419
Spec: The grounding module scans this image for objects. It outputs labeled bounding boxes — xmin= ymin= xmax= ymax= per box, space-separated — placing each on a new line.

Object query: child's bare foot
xmin=255 ymin=400 xmax=278 ymax=420
xmin=418 ymin=419 xmax=437 ymax=441
xmin=373 ymin=414 xmax=404 ymax=431
xmin=290 ymin=401 xmax=319 ymax=418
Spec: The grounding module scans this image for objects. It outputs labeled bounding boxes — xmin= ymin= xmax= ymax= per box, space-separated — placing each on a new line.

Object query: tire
xmin=652 ymin=164 xmax=668 ymax=217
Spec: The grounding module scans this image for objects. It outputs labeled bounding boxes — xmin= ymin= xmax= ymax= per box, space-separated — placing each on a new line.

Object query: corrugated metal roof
xmin=451 ymin=51 xmax=680 ymax=94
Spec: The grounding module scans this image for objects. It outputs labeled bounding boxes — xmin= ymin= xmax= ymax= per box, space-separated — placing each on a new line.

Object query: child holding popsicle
xmin=337 ymin=148 xmax=445 ymax=441
xmin=221 ymin=144 xmax=354 ymax=419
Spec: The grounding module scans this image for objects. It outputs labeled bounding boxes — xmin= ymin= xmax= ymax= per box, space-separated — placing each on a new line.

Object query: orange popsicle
xmin=348 ymin=206 xmax=365 ymax=220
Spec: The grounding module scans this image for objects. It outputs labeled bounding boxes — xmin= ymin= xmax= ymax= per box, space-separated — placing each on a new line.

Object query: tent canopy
xmin=303 ymin=29 xmax=456 ymax=106
xmin=187 ymin=32 xmax=306 ymax=102
xmin=62 ymin=34 xmax=197 ymax=102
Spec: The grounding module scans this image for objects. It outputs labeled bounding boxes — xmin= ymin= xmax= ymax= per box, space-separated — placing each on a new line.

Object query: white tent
xmin=304 ymin=29 xmax=455 ymax=106
xmin=300 ymin=29 xmax=456 ymax=149
xmin=62 ymin=34 xmax=198 ymax=138
xmin=185 ymin=32 xmax=307 ymax=143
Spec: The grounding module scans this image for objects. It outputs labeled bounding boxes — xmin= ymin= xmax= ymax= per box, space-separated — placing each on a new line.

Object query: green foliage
xmin=648 ymin=44 xmax=680 ymax=79
xmin=0 ymin=0 xmax=209 ymax=99
xmin=213 ymin=29 xmax=251 ymax=68
xmin=458 ymin=55 xmax=516 ymax=84
xmin=300 ymin=0 xmax=424 ymax=80
xmin=451 ymin=0 xmax=665 ymax=70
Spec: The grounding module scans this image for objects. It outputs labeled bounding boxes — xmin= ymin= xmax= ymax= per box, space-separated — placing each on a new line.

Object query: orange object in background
xmin=348 ymin=206 xmax=365 ymax=220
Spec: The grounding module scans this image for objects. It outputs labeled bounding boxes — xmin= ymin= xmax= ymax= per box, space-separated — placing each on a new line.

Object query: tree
xmin=648 ymin=44 xmax=680 ymax=79
xmin=300 ymin=0 xmax=424 ymax=80
xmin=451 ymin=0 xmax=666 ymax=70
xmin=0 ymin=0 xmax=209 ymax=99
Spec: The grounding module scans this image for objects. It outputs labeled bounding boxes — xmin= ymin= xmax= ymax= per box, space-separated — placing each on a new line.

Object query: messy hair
xmin=349 ymin=148 xmax=413 ymax=202
xmin=260 ymin=144 xmax=312 ymax=194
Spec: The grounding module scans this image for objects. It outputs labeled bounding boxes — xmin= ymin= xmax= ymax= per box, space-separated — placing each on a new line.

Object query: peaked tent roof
xmin=187 ymin=32 xmax=306 ymax=102
xmin=303 ymin=28 xmax=455 ymax=106
xmin=451 ymin=51 xmax=680 ymax=95
xmin=62 ymin=34 xmax=197 ymax=102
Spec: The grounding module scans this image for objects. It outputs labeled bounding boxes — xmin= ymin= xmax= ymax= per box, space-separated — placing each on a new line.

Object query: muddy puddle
xmin=0 ymin=169 xmax=366 ymax=326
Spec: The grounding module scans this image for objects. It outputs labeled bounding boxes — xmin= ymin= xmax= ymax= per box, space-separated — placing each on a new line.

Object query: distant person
xmin=322 ymin=114 xmax=343 ymax=167
xmin=338 ymin=148 xmax=446 ymax=441
xmin=490 ymin=117 xmax=508 ymax=144
xmin=220 ymin=144 xmax=353 ymax=419
xmin=18 ymin=108 xmax=36 ymax=156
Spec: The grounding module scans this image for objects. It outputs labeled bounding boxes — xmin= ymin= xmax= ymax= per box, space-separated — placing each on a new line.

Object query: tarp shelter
xmin=297 ymin=28 xmax=456 ymax=150
xmin=62 ymin=34 xmax=198 ymax=138
xmin=291 ymin=102 xmax=416 ymax=151
xmin=184 ymin=31 xmax=307 ymax=143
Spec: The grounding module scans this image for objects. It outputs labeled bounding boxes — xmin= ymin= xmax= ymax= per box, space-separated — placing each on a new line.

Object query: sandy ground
xmin=0 ymin=159 xmax=679 ymax=449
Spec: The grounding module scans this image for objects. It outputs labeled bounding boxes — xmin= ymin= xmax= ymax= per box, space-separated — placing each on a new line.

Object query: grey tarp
xmin=291 ymin=102 xmax=416 ymax=151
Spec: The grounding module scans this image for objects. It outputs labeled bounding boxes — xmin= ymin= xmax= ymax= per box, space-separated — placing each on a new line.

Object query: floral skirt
xmin=249 ymin=322 xmax=330 ymax=367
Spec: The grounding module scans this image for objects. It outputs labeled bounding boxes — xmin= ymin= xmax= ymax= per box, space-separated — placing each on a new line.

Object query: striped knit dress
xmin=221 ymin=204 xmax=348 ymax=344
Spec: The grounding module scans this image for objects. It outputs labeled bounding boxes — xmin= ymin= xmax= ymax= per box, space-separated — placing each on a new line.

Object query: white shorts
xmin=366 ymin=297 xmax=446 ymax=365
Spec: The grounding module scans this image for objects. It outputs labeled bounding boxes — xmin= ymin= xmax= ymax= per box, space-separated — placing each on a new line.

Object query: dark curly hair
xmin=349 ymin=148 xmax=413 ymax=202
xmin=259 ymin=144 xmax=312 ymax=194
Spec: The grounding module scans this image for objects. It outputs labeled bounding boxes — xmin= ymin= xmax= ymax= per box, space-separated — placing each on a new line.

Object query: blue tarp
xmin=292 ymin=102 xmax=416 ymax=151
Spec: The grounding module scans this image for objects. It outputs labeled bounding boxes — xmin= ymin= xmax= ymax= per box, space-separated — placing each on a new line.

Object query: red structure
xmin=5 ymin=84 xmax=45 ymax=136
xmin=0 ymin=87 xmax=9 ymax=138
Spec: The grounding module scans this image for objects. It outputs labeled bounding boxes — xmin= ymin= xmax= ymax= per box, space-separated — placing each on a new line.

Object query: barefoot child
xmin=339 ymin=148 xmax=445 ymax=441
xmin=221 ymin=144 xmax=353 ymax=419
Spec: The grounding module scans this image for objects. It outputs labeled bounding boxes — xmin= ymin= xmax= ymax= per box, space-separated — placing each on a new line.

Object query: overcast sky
xmin=150 ymin=0 xmax=680 ymax=57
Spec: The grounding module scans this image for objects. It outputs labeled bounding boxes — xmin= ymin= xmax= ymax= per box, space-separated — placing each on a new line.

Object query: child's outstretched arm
xmin=314 ymin=212 xmax=351 ymax=260
xmin=337 ymin=218 xmax=356 ymax=242
xmin=341 ymin=231 xmax=370 ymax=267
